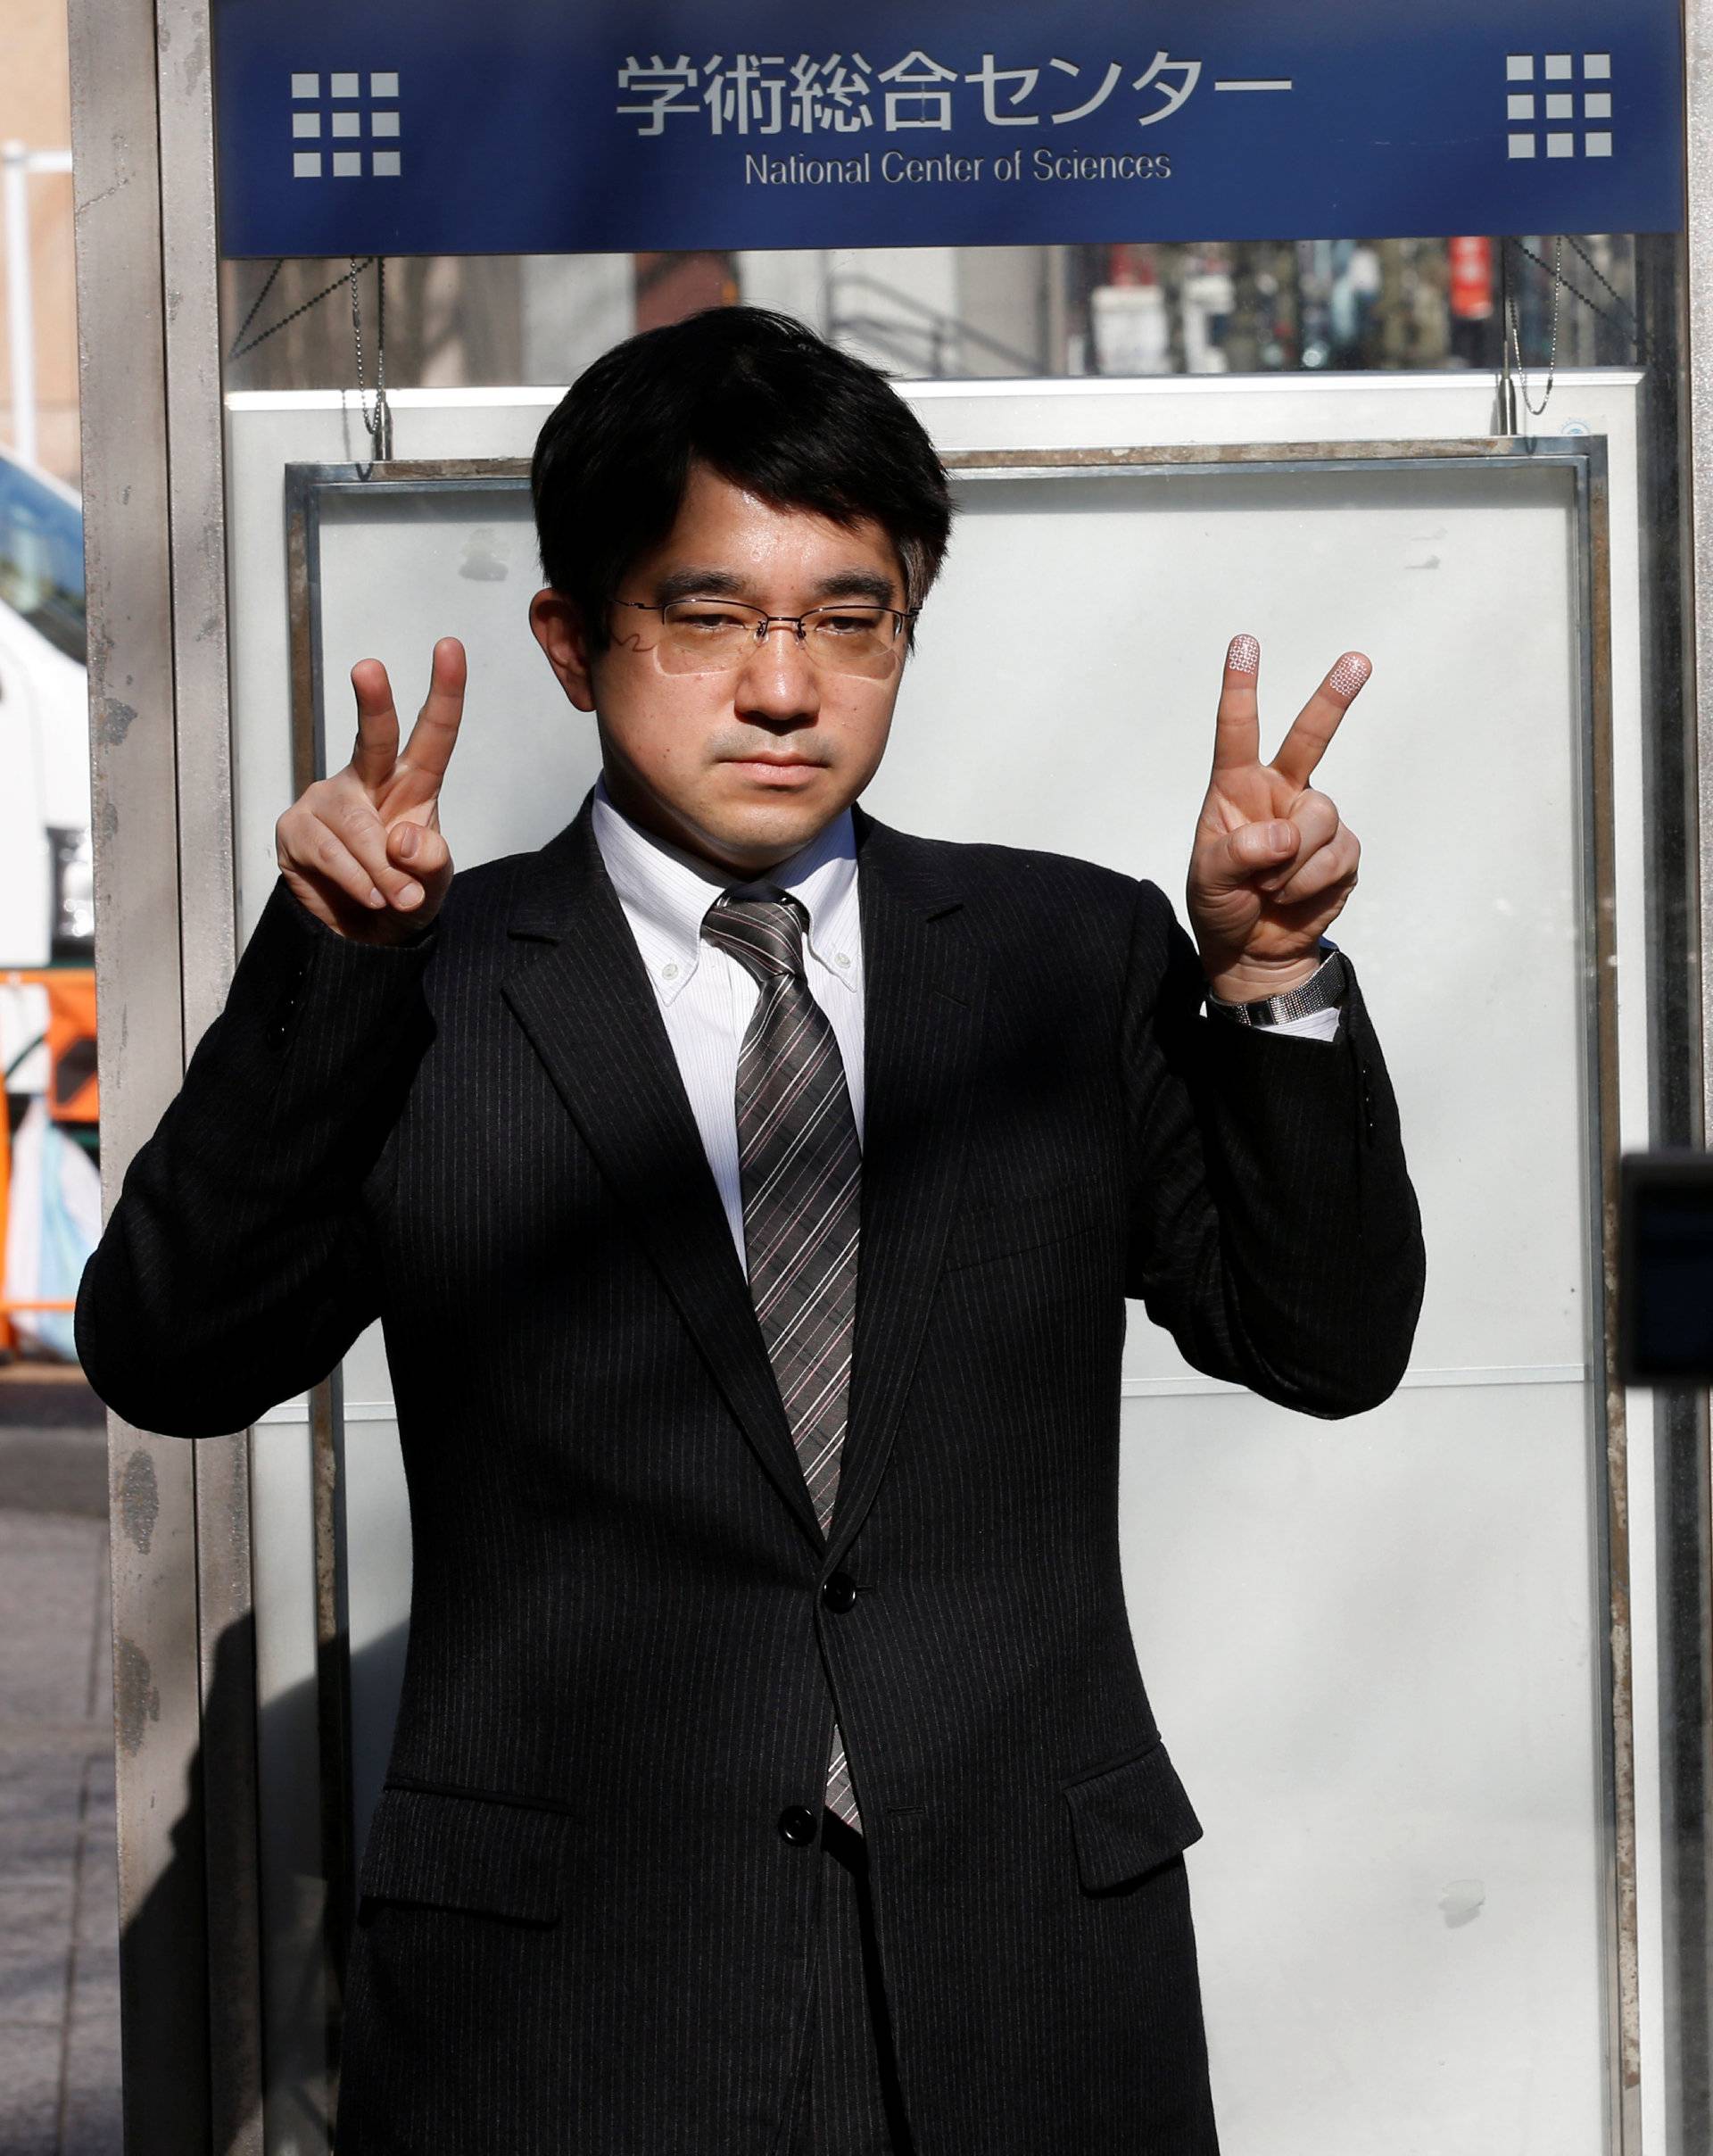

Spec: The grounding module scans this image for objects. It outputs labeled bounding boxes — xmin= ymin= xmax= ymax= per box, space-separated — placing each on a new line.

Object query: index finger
xmin=1270 ymin=651 xmax=1371 ymax=790
xmin=348 ymin=659 xmax=401 ymax=794
xmin=1210 ymin=632 xmax=1262 ymax=776
xmin=394 ymin=637 xmax=468 ymax=798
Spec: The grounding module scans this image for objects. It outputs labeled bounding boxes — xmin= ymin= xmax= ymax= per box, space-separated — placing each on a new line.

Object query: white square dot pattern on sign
xmin=1501 ymin=49 xmax=1618 ymax=154
xmin=289 ymin=64 xmax=401 ymax=178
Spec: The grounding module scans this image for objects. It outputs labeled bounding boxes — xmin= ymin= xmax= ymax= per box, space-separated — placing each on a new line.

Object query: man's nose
xmin=733 ymin=622 xmax=821 ymax=721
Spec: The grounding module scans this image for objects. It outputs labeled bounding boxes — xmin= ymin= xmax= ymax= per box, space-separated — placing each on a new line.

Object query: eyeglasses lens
xmin=656 ymin=600 xmax=899 ymax=679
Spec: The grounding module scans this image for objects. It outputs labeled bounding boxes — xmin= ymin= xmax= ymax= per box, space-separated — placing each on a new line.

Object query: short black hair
xmin=530 ymin=306 xmax=954 ymax=648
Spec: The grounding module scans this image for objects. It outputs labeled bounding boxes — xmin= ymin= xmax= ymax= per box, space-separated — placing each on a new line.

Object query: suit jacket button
xmin=822 ymin=1572 xmax=857 ymax=1614
xmin=778 ymin=1805 xmax=818 ymax=1846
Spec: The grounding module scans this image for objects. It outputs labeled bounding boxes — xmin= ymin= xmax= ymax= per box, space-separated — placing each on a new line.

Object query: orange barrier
xmin=45 ymin=969 xmax=96 ymax=1123
xmin=1 ymin=966 xmax=97 ymax=1355
xmin=1 ymin=967 xmax=97 ymax=1122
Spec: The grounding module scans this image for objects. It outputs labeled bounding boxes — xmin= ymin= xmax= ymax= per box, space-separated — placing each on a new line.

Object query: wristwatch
xmin=1204 ymin=941 xmax=1345 ymax=1029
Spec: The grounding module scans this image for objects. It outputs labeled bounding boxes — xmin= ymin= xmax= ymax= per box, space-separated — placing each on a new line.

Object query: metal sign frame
xmin=62 ymin=0 xmax=1713 ymax=2147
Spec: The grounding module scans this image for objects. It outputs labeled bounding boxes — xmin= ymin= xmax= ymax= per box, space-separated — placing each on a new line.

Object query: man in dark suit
xmin=79 ymin=307 xmax=1423 ymax=2154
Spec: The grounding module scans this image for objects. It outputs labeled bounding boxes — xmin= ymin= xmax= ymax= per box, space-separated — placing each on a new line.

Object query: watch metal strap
xmin=1205 ymin=944 xmax=1345 ymax=1029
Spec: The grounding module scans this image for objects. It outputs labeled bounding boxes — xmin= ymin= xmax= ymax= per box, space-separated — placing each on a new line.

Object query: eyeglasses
xmin=610 ymin=595 xmax=916 ymax=679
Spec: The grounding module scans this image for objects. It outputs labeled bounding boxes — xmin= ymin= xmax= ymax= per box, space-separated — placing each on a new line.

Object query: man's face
xmin=530 ymin=464 xmax=910 ymax=875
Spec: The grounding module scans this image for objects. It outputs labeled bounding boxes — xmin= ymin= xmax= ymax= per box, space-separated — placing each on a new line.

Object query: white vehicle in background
xmin=0 ymin=445 xmax=90 ymax=969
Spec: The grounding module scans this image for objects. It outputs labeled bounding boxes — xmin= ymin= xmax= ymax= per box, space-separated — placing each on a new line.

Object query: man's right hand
xmin=276 ymin=637 xmax=467 ymax=943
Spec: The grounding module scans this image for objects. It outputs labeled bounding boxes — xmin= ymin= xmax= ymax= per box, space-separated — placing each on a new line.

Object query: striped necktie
xmin=702 ymin=890 xmax=863 ymax=1832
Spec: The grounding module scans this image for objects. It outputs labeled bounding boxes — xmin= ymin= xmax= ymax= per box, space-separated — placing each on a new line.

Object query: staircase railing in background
xmin=826 ymin=270 xmax=1043 ymax=378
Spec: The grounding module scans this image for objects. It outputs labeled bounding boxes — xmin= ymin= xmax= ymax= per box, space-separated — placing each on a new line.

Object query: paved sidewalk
xmin=0 ymin=1369 xmax=123 ymax=2156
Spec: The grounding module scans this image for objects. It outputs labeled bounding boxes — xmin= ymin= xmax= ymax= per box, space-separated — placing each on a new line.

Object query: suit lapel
xmin=828 ymin=815 xmax=985 ymax=1568
xmin=501 ymin=804 xmax=823 ymax=1550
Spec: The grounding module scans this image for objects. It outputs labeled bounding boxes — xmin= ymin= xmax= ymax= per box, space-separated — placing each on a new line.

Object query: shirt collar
xmin=592 ymin=776 xmax=861 ymax=1006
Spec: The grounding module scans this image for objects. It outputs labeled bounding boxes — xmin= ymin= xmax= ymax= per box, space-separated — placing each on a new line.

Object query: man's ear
xmin=529 ymin=588 xmax=598 ymax=713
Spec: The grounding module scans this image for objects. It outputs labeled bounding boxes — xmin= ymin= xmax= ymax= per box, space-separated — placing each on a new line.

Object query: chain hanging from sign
xmin=347 ymin=255 xmax=393 ymax=475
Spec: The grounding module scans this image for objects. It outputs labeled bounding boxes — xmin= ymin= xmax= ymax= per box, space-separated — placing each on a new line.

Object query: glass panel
xmin=219 ymin=235 xmax=1645 ymax=390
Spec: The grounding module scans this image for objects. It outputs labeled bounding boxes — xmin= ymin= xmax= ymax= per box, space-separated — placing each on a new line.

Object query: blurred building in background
xmin=211 ymin=233 xmax=1638 ymax=402
xmin=0 ymin=0 xmax=77 ymax=485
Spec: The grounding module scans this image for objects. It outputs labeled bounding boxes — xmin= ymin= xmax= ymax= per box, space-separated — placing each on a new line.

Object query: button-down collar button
xmin=662 ymin=961 xmax=679 ymax=982
xmin=835 ymin=952 xmax=850 ymax=968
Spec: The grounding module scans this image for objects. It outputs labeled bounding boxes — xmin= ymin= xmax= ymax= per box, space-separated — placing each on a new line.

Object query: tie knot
xmin=701 ymin=891 xmax=807 ymax=985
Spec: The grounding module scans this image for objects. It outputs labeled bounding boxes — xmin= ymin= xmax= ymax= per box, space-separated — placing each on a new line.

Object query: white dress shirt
xmin=591 ymin=778 xmax=1338 ymax=1272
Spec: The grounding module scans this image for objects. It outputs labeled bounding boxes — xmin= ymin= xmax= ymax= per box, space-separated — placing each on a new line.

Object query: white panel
xmin=314 ymin=489 xmax=604 ymax=866
xmin=868 ymin=462 xmax=1587 ymax=1389
xmin=247 ymin=1409 xmax=329 ymax=2148
xmin=341 ymin=1410 xmax=411 ymax=1859
xmin=1121 ymin=1380 xmax=1604 ymax=2155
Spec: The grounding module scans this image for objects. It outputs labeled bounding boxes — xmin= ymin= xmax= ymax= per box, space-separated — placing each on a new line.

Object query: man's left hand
xmin=1188 ymin=634 xmax=1369 ymax=1005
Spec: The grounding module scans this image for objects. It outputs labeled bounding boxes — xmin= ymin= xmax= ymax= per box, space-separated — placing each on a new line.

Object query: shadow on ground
xmin=0 ymin=1368 xmax=122 ymax=2156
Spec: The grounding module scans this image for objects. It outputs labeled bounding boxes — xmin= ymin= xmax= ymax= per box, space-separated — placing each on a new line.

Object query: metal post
xmin=68 ymin=0 xmax=252 ymax=2144
xmin=65 ymin=0 xmax=209 ymax=2130
xmin=1673 ymin=0 xmax=1713 ymax=2148
xmin=148 ymin=0 xmax=261 ymax=2135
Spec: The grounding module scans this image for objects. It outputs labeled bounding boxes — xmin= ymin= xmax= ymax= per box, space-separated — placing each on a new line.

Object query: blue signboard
xmin=212 ymin=0 xmax=1684 ymax=257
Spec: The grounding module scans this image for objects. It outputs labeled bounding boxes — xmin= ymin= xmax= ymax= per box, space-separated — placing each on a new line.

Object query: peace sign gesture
xmin=275 ymin=638 xmax=467 ymax=944
xmin=1187 ymin=634 xmax=1370 ymax=1006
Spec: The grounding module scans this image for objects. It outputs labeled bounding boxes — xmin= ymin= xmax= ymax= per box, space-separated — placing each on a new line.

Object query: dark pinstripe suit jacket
xmin=79 ymin=800 xmax=1423 ymax=2155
